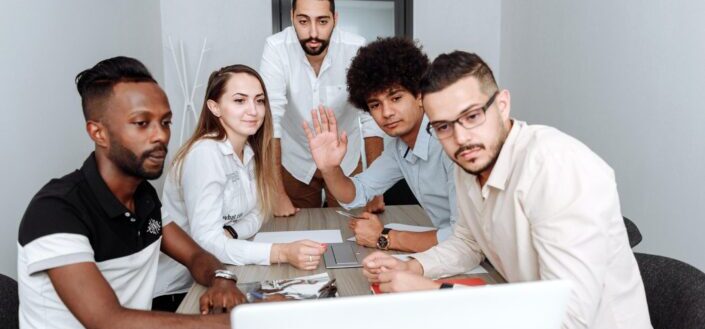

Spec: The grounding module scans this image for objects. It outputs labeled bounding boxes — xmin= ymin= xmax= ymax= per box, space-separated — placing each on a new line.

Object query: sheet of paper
xmin=384 ymin=223 xmax=436 ymax=232
xmin=254 ymin=230 xmax=343 ymax=244
xmin=347 ymin=223 xmax=436 ymax=242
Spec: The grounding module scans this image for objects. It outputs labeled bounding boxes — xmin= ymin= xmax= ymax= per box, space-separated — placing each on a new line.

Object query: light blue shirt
xmin=340 ymin=116 xmax=457 ymax=241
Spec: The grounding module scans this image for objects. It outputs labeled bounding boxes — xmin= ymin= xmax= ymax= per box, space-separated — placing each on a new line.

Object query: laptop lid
xmin=231 ymin=280 xmax=572 ymax=329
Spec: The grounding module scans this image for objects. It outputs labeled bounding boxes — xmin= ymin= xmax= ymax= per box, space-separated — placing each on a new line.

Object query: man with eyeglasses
xmin=303 ymin=37 xmax=457 ymax=253
xmin=362 ymin=51 xmax=652 ymax=329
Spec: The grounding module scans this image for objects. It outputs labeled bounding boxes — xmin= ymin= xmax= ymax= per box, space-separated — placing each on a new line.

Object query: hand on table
xmin=274 ymin=191 xmax=299 ymax=217
xmin=199 ymin=278 xmax=247 ymax=315
xmin=376 ymin=270 xmax=440 ymax=293
xmin=277 ymin=240 xmax=327 ymax=270
xmin=349 ymin=212 xmax=384 ymax=248
xmin=362 ymin=251 xmax=410 ymax=282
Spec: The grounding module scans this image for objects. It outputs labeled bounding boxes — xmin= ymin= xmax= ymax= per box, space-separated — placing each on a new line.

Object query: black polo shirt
xmin=17 ymin=153 xmax=169 ymax=329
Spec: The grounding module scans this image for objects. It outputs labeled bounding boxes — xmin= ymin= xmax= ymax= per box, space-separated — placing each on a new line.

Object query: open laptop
xmin=231 ymin=280 xmax=572 ymax=329
xmin=323 ymin=241 xmax=373 ymax=268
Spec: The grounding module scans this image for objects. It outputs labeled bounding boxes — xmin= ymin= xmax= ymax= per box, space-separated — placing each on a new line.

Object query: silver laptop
xmin=231 ymin=280 xmax=572 ymax=329
xmin=323 ymin=241 xmax=373 ymax=268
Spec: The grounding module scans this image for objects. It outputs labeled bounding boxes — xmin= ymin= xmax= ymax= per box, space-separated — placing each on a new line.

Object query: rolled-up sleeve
xmin=259 ymin=40 xmax=287 ymax=139
xmin=181 ymin=145 xmax=271 ymax=266
xmin=338 ymin=145 xmax=403 ymax=209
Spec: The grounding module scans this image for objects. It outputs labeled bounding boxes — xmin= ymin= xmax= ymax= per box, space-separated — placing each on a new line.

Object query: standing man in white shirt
xmin=259 ymin=0 xmax=384 ymax=216
xmin=362 ymin=51 xmax=652 ymax=329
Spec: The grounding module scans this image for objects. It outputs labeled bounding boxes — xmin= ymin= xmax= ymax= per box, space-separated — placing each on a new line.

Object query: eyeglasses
xmin=426 ymin=91 xmax=499 ymax=140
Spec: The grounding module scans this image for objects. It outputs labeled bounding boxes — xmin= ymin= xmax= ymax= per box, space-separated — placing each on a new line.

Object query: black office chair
xmin=0 ymin=273 xmax=19 ymax=329
xmin=383 ymin=179 xmax=419 ymax=206
xmin=623 ymin=216 xmax=642 ymax=248
xmin=635 ymin=253 xmax=705 ymax=329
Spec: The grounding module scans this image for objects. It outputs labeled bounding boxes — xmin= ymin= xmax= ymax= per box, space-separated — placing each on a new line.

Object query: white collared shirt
xmin=154 ymin=139 xmax=271 ymax=297
xmin=259 ymin=26 xmax=384 ymax=184
xmin=339 ymin=116 xmax=458 ymax=241
xmin=412 ymin=120 xmax=652 ymax=329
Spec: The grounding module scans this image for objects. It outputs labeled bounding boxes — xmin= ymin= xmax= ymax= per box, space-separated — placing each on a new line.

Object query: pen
xmin=335 ymin=210 xmax=363 ymax=220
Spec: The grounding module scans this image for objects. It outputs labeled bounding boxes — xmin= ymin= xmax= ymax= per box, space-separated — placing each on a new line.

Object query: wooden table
xmin=176 ymin=205 xmax=505 ymax=314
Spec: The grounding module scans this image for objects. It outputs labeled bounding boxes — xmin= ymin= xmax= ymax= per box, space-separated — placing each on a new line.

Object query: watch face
xmin=377 ymin=235 xmax=389 ymax=249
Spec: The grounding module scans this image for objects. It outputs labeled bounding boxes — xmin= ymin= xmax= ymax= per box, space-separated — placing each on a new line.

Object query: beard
xmin=299 ymin=37 xmax=330 ymax=56
xmin=108 ymin=139 xmax=167 ymax=180
xmin=453 ymin=125 xmax=509 ymax=176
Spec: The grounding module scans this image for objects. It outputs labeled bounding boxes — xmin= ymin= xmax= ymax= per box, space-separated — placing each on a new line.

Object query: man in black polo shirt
xmin=17 ymin=57 xmax=244 ymax=329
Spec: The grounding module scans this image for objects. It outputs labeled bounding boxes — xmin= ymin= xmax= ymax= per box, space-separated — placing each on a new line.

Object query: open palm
xmin=302 ymin=106 xmax=348 ymax=171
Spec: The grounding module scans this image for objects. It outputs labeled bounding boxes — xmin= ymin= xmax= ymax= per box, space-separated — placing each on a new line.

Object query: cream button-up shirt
xmin=413 ymin=120 xmax=652 ymax=329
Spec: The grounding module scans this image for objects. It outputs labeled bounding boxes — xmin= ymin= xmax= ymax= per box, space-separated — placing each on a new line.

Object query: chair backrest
xmin=0 ymin=273 xmax=19 ymax=329
xmin=635 ymin=253 xmax=705 ymax=329
xmin=623 ymin=216 xmax=642 ymax=248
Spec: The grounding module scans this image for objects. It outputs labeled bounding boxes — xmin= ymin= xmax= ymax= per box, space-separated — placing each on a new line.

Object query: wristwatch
xmin=214 ymin=269 xmax=238 ymax=283
xmin=376 ymin=228 xmax=392 ymax=250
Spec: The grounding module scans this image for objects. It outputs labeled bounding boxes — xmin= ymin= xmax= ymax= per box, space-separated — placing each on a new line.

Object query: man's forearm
xmin=321 ymin=136 xmax=382 ymax=205
xmin=105 ymin=308 xmax=229 ymax=329
xmin=389 ymin=230 xmax=439 ymax=253
xmin=188 ymin=251 xmax=225 ymax=287
xmin=320 ymin=166 xmax=357 ymax=204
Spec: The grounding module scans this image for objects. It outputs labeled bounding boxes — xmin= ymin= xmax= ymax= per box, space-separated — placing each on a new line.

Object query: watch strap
xmin=439 ymin=283 xmax=455 ymax=289
xmin=223 ymin=225 xmax=238 ymax=239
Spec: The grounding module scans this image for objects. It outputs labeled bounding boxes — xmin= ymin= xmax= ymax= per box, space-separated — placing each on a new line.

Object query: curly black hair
xmin=346 ymin=37 xmax=429 ymax=112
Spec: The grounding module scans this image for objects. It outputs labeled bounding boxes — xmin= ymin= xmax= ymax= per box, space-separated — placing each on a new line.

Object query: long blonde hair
xmin=171 ymin=64 xmax=277 ymax=219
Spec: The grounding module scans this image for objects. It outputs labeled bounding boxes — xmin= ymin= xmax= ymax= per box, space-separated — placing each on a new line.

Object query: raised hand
xmin=302 ymin=106 xmax=348 ymax=173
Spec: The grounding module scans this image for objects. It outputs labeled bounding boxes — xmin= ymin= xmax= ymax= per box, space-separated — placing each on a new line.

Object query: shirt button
xmin=130 ymin=218 xmax=136 ymax=223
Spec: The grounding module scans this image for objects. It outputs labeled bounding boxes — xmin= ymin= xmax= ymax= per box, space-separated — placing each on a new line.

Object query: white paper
xmin=384 ymin=223 xmax=436 ymax=232
xmin=347 ymin=223 xmax=436 ymax=242
xmin=254 ymin=230 xmax=343 ymax=243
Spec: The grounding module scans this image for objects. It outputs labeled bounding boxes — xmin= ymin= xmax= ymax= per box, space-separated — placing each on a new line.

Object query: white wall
xmin=500 ymin=0 xmax=705 ymax=270
xmin=414 ymin=0 xmax=502 ymax=77
xmin=159 ymin=0 xmax=272 ymax=174
xmin=0 ymin=1 xmax=163 ymax=278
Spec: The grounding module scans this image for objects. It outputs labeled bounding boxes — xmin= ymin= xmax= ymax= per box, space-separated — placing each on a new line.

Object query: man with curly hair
xmin=303 ymin=37 xmax=457 ymax=253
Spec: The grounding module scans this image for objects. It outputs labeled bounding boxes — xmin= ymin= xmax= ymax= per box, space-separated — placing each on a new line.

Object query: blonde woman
xmin=153 ymin=65 xmax=326 ymax=310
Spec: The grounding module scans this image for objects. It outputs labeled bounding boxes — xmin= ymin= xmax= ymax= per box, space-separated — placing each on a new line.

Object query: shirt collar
xmin=400 ymin=115 xmax=431 ymax=164
xmin=216 ymin=138 xmax=255 ymax=166
xmin=411 ymin=115 xmax=431 ymax=161
xmin=485 ymin=119 xmax=525 ymax=191
xmin=81 ymin=152 xmax=156 ymax=219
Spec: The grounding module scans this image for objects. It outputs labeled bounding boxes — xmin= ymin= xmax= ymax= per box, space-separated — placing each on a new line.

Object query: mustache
xmin=303 ymin=37 xmax=325 ymax=44
xmin=141 ymin=144 xmax=168 ymax=159
xmin=454 ymin=144 xmax=484 ymax=159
